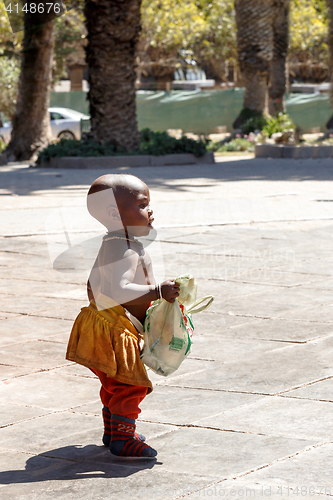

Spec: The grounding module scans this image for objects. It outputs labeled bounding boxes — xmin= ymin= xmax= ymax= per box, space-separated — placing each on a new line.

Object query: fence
xmin=50 ymin=89 xmax=333 ymax=135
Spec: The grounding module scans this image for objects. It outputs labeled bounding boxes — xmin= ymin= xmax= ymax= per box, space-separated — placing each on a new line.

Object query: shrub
xmin=217 ymin=138 xmax=255 ymax=153
xmin=262 ymin=113 xmax=295 ymax=138
xmin=36 ymin=129 xmax=207 ymax=164
xmin=139 ymin=129 xmax=207 ymax=156
xmin=206 ymin=141 xmax=221 ymax=152
xmin=0 ymin=138 xmax=6 ymax=154
xmin=241 ymin=115 xmax=268 ymax=135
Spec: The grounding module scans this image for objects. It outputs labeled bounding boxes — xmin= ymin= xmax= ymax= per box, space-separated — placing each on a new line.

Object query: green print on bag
xmin=169 ymin=336 xmax=185 ymax=352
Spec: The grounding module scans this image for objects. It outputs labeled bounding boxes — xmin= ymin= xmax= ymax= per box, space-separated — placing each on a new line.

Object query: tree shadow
xmin=2 ymin=157 xmax=333 ymax=197
xmin=0 ymin=444 xmax=158 ymax=485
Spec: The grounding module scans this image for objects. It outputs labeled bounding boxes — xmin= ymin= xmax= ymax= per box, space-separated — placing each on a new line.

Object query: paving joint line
xmin=278 ymin=394 xmax=333 ymax=403
xmin=154 ymin=383 xmax=273 ymax=396
xmin=0 ymin=276 xmax=84 ymax=285
xmin=274 ymin=376 xmax=333 ymax=396
xmin=0 ymin=364 xmax=73 ymax=381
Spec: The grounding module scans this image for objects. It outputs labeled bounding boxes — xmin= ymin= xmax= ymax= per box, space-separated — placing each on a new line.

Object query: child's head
xmin=87 ymin=174 xmax=154 ymax=236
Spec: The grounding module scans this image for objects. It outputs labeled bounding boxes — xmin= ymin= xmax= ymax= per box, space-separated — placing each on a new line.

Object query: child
xmin=66 ymin=174 xmax=180 ymax=459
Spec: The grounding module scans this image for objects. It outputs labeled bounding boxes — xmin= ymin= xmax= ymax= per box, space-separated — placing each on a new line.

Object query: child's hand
xmin=161 ymin=280 xmax=180 ymax=303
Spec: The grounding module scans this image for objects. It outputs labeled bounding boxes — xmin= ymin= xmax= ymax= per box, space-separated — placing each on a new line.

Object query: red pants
xmin=90 ymin=368 xmax=148 ymax=420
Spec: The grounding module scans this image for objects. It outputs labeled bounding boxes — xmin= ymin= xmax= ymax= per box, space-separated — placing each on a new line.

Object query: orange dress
xmin=66 ymin=296 xmax=152 ymax=393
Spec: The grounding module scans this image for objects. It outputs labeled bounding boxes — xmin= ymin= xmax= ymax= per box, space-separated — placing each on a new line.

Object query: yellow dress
xmin=66 ymin=294 xmax=152 ymax=393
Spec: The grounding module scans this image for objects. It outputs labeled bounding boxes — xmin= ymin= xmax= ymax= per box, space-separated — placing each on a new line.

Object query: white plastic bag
xmin=141 ymin=275 xmax=214 ymax=377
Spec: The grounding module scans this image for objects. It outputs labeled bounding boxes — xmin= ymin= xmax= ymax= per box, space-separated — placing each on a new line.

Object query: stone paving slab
xmin=218 ymin=317 xmax=333 ymax=343
xmin=0 ymin=278 xmax=86 ymax=300
xmin=228 ymin=443 xmax=333 ymax=494
xmin=0 ymin=315 xmax=73 ymax=345
xmin=0 ymin=311 xmax=21 ymax=319
xmin=0 ymin=267 xmax=86 ymax=285
xmin=155 ymin=334 xmax=333 ymax=394
xmin=0 ymin=403 xmax=49 ymax=427
xmin=220 ymin=287 xmax=333 ymax=318
xmin=0 ymin=365 xmax=33 ymax=381
xmin=283 ymin=377 xmax=333 ymax=402
xmin=192 ymin=396 xmax=333 ymax=441
xmin=236 ymin=271 xmax=332 ymax=288
xmin=138 ymin=385 xmax=264 ymax=426
xmin=0 ymin=371 xmax=100 ymax=410
xmin=0 ymin=339 xmax=71 ymax=369
xmin=276 ymin=303 xmax=333 ymax=323
xmin=150 ymin=427 xmax=315 ymax=478
xmin=53 ymin=362 xmax=98 ymax=378
xmin=0 ymin=466 xmax=221 ymax=500
xmin=191 ymin=310 xmax=256 ymax=331
xmin=28 ymin=303 xmax=86 ymax=321
xmin=0 ymin=295 xmax=85 ymax=316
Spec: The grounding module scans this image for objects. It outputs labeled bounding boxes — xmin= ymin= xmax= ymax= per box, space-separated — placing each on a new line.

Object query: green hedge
xmin=36 ymin=129 xmax=207 ymax=164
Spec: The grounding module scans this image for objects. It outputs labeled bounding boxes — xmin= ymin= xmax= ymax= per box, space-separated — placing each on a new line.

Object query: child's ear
xmin=107 ymin=205 xmax=121 ymax=221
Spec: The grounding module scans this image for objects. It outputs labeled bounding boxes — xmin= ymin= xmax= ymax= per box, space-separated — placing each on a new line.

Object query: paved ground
xmin=1 ymin=156 xmax=333 ymax=499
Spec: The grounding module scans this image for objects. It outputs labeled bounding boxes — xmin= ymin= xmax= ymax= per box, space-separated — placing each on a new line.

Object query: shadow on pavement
xmin=0 ymin=445 xmax=158 ymax=484
xmin=1 ymin=158 xmax=333 ymax=196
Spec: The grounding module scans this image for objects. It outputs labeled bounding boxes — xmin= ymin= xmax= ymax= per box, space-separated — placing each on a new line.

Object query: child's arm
xmin=109 ymin=248 xmax=179 ymax=305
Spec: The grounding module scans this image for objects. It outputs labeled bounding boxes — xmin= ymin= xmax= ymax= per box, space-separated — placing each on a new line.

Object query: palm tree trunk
xmin=5 ymin=16 xmax=54 ymax=162
xmin=269 ymin=0 xmax=290 ymax=115
xmin=85 ymin=0 xmax=142 ymax=151
xmin=233 ymin=0 xmax=274 ymax=128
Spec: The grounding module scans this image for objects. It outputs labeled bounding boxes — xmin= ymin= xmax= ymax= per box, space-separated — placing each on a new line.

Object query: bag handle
xmin=187 ymin=295 xmax=214 ymax=314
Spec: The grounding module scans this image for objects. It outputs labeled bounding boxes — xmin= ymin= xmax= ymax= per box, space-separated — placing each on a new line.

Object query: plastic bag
xmin=141 ymin=275 xmax=214 ymax=377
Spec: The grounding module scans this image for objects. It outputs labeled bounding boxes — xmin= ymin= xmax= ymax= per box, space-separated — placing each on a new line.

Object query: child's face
xmin=120 ymin=184 xmax=154 ymax=237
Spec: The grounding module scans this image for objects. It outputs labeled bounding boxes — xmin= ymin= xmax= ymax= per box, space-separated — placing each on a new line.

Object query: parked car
xmin=0 ymin=107 xmax=90 ymax=144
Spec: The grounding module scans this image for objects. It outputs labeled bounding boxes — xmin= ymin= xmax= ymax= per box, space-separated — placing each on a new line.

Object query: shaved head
xmin=87 ymin=174 xmax=149 ymax=229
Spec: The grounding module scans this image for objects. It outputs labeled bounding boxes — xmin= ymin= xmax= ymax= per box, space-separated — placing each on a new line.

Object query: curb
xmin=37 ymin=152 xmax=215 ymax=169
xmin=255 ymin=144 xmax=333 ymax=159
xmin=0 ymin=153 xmax=7 ymax=166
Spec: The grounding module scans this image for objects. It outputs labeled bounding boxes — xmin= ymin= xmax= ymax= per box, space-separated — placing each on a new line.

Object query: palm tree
xmin=233 ymin=0 xmax=274 ymax=128
xmin=5 ymin=14 xmax=54 ymax=161
xmin=84 ymin=0 xmax=142 ymax=151
xmin=269 ymin=0 xmax=290 ymax=115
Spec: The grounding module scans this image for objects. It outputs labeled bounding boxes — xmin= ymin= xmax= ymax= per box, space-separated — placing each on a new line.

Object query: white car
xmin=0 ymin=107 xmax=90 ymax=144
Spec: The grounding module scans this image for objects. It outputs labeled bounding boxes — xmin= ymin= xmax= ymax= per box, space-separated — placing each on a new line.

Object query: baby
xmin=66 ymin=174 xmax=179 ymax=459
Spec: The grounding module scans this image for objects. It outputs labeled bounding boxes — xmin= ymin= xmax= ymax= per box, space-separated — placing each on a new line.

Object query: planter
xmin=37 ymin=152 xmax=215 ymax=169
xmin=0 ymin=153 xmax=7 ymax=166
xmin=255 ymin=143 xmax=333 ymax=159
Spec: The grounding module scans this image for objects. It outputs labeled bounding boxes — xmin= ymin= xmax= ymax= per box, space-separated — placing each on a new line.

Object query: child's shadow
xmin=0 ymin=445 xmax=158 ymax=485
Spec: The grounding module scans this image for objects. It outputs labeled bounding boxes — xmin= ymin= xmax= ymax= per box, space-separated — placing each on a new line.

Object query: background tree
xmin=5 ymin=15 xmax=54 ymax=161
xmin=195 ymin=0 xmax=237 ymax=84
xmin=85 ymin=0 xmax=142 ymax=151
xmin=269 ymin=0 xmax=290 ymax=114
xmin=139 ymin=0 xmax=206 ymax=88
xmin=53 ymin=4 xmax=86 ymax=84
xmin=0 ymin=49 xmax=20 ymax=121
xmin=139 ymin=0 xmax=237 ymax=88
xmin=0 ymin=3 xmax=22 ymax=121
xmin=0 ymin=2 xmax=85 ymax=121
xmin=233 ymin=0 xmax=274 ymax=128
xmin=289 ymin=0 xmax=328 ymax=82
